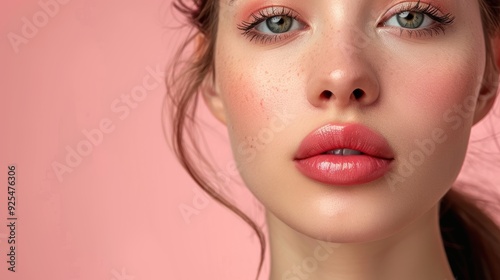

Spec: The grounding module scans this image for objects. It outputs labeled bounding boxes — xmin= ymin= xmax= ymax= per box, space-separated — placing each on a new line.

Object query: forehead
xmin=219 ymin=0 xmax=481 ymax=26
xmin=223 ymin=0 xmax=477 ymax=8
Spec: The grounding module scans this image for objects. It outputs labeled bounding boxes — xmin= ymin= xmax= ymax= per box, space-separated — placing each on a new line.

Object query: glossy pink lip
xmin=294 ymin=123 xmax=395 ymax=186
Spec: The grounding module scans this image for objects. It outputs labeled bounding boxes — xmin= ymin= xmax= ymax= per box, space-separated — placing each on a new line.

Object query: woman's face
xmin=208 ymin=0 xmax=494 ymax=242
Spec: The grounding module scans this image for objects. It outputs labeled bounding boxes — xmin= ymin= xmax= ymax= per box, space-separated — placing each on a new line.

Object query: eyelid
xmin=378 ymin=1 xmax=454 ymax=26
xmin=376 ymin=1 xmax=455 ymax=37
xmin=243 ymin=6 xmax=301 ymax=22
xmin=237 ymin=6 xmax=308 ymax=44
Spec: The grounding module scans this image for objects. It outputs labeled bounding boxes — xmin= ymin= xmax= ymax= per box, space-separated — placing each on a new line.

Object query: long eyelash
xmin=237 ymin=2 xmax=456 ymax=43
xmin=393 ymin=1 xmax=456 ymax=37
xmin=398 ymin=1 xmax=455 ymax=25
xmin=236 ymin=6 xmax=299 ymax=43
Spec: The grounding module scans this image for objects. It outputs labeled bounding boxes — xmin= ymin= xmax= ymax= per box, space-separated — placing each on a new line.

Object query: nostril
xmin=321 ymin=90 xmax=333 ymax=99
xmin=353 ymin=88 xmax=364 ymax=100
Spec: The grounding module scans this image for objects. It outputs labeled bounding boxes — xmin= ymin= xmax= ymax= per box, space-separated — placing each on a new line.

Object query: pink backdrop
xmin=1 ymin=1 xmax=499 ymax=280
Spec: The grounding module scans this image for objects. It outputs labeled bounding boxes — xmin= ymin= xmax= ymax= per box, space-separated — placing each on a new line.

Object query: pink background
xmin=0 ymin=1 xmax=499 ymax=279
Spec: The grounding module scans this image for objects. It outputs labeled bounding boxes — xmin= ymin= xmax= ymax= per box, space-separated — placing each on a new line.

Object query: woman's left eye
xmin=385 ymin=11 xmax=431 ymax=29
xmin=380 ymin=3 xmax=455 ymax=36
xmin=385 ymin=11 xmax=433 ymax=29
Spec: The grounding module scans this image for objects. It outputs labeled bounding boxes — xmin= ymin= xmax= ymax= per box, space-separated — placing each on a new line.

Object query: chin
xmin=268 ymin=199 xmax=424 ymax=244
xmin=255 ymin=165 xmax=449 ymax=245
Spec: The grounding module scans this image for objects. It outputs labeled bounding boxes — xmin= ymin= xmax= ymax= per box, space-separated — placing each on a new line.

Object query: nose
xmin=306 ymin=41 xmax=380 ymax=109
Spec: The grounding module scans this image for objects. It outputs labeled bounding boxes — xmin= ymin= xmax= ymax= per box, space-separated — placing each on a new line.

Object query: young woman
xmin=166 ymin=0 xmax=500 ymax=279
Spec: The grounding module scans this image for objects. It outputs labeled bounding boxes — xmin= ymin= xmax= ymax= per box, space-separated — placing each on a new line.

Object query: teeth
xmin=342 ymin=149 xmax=363 ymax=155
xmin=325 ymin=149 xmax=363 ymax=155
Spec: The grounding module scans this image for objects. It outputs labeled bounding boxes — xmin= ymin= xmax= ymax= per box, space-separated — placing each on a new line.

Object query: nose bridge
xmin=306 ymin=14 xmax=379 ymax=109
xmin=317 ymin=1 xmax=374 ymax=65
xmin=318 ymin=18 xmax=375 ymax=83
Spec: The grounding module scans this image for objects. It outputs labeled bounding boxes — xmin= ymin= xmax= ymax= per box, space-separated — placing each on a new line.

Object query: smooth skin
xmin=202 ymin=0 xmax=500 ymax=279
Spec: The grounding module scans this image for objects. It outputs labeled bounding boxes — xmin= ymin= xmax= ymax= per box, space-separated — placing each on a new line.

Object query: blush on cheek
xmin=219 ymin=72 xmax=268 ymax=125
xmin=404 ymin=59 xmax=483 ymax=132
xmin=217 ymin=59 xmax=295 ymax=136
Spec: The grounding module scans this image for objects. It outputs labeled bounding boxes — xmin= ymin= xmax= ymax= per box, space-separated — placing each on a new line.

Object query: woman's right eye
xmin=255 ymin=15 xmax=303 ymax=34
xmin=237 ymin=7 xmax=306 ymax=44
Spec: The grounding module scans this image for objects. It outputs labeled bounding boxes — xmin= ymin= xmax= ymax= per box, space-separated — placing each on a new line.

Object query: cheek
xmin=216 ymin=61 xmax=273 ymax=146
xmin=384 ymin=44 xmax=485 ymax=193
xmin=214 ymin=45 xmax=303 ymax=152
xmin=401 ymin=65 xmax=482 ymax=132
xmin=216 ymin=60 xmax=269 ymax=125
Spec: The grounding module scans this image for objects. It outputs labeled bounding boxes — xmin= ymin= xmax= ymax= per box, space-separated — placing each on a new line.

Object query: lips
xmin=294 ymin=123 xmax=394 ymax=186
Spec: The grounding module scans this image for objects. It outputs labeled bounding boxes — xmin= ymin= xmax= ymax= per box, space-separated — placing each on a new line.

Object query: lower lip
xmin=294 ymin=154 xmax=393 ymax=186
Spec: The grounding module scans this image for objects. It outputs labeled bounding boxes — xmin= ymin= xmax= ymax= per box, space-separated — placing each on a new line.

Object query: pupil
xmin=266 ymin=16 xmax=292 ymax=33
xmin=397 ymin=11 xmax=424 ymax=28
xmin=273 ymin=17 xmax=284 ymax=24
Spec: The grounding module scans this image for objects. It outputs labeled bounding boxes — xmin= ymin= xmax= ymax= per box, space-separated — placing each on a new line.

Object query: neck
xmin=266 ymin=204 xmax=455 ymax=280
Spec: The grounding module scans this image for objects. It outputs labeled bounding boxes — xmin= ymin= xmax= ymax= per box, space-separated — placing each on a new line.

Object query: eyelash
xmin=383 ymin=2 xmax=455 ymax=37
xmin=237 ymin=6 xmax=301 ymax=44
xmin=236 ymin=2 xmax=456 ymax=44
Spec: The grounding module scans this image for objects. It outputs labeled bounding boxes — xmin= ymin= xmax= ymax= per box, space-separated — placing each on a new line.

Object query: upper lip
xmin=294 ymin=123 xmax=395 ymax=160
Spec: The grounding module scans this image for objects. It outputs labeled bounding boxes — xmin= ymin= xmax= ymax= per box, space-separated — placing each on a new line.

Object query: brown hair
xmin=165 ymin=1 xmax=500 ymax=279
